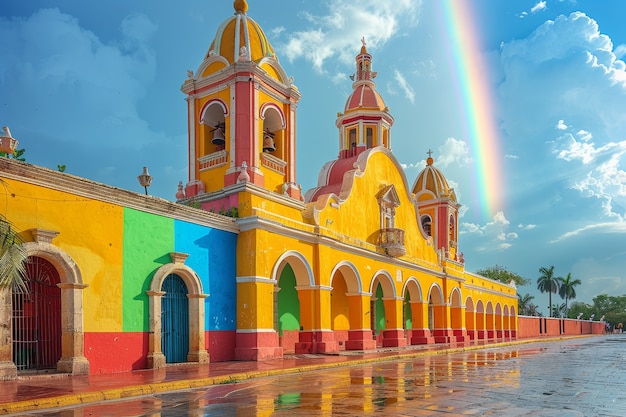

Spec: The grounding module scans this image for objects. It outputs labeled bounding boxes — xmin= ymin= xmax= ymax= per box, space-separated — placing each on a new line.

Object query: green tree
xmin=476 ymin=265 xmax=531 ymax=286
xmin=1 ymin=148 xmax=26 ymax=161
xmin=0 ymin=217 xmax=28 ymax=293
xmin=558 ymin=273 xmax=581 ymax=318
xmin=551 ymin=303 xmax=566 ymax=318
xmin=568 ymin=301 xmax=592 ymax=320
xmin=537 ymin=266 xmax=560 ymax=318
xmin=518 ymin=293 xmax=539 ymax=316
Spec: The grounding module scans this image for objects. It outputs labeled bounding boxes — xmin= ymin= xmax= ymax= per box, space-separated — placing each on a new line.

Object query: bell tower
xmin=335 ymin=38 xmax=394 ymax=159
xmin=179 ymin=0 xmax=302 ymax=209
xmin=413 ymin=152 xmax=462 ymax=262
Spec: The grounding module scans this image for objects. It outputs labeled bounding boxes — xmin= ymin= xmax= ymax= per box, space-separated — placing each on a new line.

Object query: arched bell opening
xmin=200 ymin=100 xmax=228 ymax=154
xmin=260 ymin=104 xmax=285 ymax=158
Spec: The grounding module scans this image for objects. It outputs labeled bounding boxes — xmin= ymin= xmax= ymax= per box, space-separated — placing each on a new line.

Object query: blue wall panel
xmin=174 ymin=220 xmax=237 ymax=331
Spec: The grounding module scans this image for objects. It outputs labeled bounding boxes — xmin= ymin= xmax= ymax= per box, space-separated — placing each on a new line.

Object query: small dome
xmin=206 ymin=0 xmax=275 ymax=65
xmin=344 ymin=83 xmax=387 ymax=113
xmin=413 ymin=157 xmax=456 ymax=201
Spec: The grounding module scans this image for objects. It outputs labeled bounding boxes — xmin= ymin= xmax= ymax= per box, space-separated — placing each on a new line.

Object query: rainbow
xmin=437 ymin=0 xmax=504 ymax=221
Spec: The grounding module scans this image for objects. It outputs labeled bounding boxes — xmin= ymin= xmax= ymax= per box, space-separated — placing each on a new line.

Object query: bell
xmin=211 ymin=127 xmax=225 ymax=145
xmin=263 ymin=129 xmax=276 ymax=152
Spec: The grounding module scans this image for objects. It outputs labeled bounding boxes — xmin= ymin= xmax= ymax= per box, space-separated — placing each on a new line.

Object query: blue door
xmin=161 ymin=274 xmax=189 ymax=363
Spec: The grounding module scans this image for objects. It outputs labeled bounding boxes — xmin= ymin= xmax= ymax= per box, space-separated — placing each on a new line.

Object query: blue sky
xmin=2 ymin=0 xmax=626 ymax=313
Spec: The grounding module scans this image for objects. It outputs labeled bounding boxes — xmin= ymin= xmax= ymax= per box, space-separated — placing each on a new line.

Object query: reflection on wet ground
xmin=19 ymin=336 xmax=626 ymax=416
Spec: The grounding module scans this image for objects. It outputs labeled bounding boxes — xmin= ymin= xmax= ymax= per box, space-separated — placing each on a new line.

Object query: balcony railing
xmin=380 ymin=228 xmax=406 ymax=257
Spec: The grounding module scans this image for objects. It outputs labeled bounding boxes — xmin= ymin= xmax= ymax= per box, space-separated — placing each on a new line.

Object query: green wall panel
xmin=122 ymin=208 xmax=174 ymax=331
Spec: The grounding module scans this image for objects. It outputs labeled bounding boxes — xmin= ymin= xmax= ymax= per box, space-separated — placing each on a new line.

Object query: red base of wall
xmin=345 ymin=330 xmax=376 ymax=350
xmin=207 ymin=330 xmax=236 ymax=362
xmin=234 ymin=331 xmax=283 ymax=360
xmin=382 ymin=329 xmax=408 ymax=347
xmin=295 ymin=331 xmax=339 ymax=354
xmin=84 ymin=332 xmax=148 ymax=374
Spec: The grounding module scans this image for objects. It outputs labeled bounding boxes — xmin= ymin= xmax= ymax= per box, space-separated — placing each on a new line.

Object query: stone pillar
xmin=147 ymin=290 xmax=166 ymax=369
xmin=0 ymin=287 xmax=17 ymax=380
xmin=57 ymin=282 xmax=90 ymax=375
xmin=187 ymin=293 xmax=209 ymax=364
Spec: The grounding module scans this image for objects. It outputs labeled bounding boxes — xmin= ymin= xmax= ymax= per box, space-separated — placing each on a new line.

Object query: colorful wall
xmin=0 ymin=160 xmax=238 ymax=375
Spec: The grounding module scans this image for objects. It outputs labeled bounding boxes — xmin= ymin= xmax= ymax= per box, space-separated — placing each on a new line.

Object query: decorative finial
xmin=176 ymin=181 xmax=186 ymax=200
xmin=360 ymin=36 xmax=367 ymax=53
xmin=426 ymin=149 xmax=434 ymax=166
xmin=237 ymin=161 xmax=250 ymax=183
xmin=234 ymin=0 xmax=248 ymax=14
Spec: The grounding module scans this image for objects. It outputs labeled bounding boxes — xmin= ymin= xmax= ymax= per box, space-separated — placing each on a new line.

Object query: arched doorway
xmin=12 ymin=256 xmax=62 ymax=371
xmin=161 ymin=274 xmax=189 ymax=363
xmin=449 ymin=288 xmax=466 ymax=342
xmin=277 ymin=264 xmax=300 ymax=353
xmin=465 ymin=297 xmax=477 ymax=340
xmin=403 ymin=278 xmax=430 ymax=345
xmin=330 ymin=262 xmax=374 ymax=351
xmin=371 ymin=281 xmax=385 ymax=347
xmin=147 ymin=252 xmax=208 ymax=369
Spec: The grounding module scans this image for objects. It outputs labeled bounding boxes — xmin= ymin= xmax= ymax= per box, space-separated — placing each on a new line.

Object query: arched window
xmin=421 ymin=215 xmax=432 ymax=237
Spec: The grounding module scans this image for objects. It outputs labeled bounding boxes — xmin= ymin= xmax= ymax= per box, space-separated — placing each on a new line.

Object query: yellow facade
xmin=176 ymin=1 xmax=517 ymax=359
xmin=2 ymin=176 xmax=125 ymax=332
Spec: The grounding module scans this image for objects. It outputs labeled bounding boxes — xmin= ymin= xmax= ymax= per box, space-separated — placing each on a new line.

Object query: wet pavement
xmin=2 ymin=335 xmax=625 ymax=416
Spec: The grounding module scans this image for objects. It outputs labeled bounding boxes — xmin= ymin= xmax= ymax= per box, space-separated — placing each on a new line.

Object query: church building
xmin=0 ymin=0 xmax=517 ymax=378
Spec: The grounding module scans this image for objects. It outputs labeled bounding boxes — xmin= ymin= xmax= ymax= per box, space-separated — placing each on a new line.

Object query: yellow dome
xmin=413 ymin=157 xmax=456 ymax=201
xmin=206 ymin=1 xmax=275 ymax=65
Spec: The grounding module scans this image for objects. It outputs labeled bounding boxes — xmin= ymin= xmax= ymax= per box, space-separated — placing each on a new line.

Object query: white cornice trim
xmin=236 ymin=276 xmax=274 ymax=283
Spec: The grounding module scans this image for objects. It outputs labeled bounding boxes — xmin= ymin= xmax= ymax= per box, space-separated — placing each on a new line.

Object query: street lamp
xmin=137 ymin=166 xmax=153 ymax=195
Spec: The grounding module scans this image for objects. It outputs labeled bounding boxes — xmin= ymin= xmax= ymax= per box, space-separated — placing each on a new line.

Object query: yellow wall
xmin=2 ymin=178 xmax=124 ymax=332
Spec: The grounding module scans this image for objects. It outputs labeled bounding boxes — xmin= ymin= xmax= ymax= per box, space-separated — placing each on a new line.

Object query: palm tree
xmin=559 ymin=273 xmax=581 ymax=318
xmin=537 ymin=266 xmax=560 ymax=318
xmin=0 ymin=217 xmax=28 ymax=293
xmin=518 ymin=293 xmax=537 ymax=316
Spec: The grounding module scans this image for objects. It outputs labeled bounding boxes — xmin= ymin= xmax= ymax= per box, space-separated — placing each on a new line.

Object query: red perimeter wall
xmin=517 ymin=316 xmax=605 ymax=339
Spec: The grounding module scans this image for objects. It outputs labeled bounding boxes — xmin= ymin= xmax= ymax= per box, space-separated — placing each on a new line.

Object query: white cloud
xmin=0 ymin=8 xmax=157 ymax=149
xmin=438 ymin=137 xmax=471 ymax=167
xmin=460 ymin=211 xmax=518 ymax=252
xmin=277 ymin=1 xmax=419 ymax=73
xmin=576 ymin=130 xmax=592 ymax=141
xmin=505 ymin=154 xmax=519 ymax=160
xmin=0 ymin=8 xmax=185 ymax=199
xmin=556 ymin=119 xmax=568 ymax=130
xmin=530 ymin=1 xmax=547 ymax=14
xmin=616 ymin=44 xmax=626 ymax=59
xmin=550 ymin=221 xmax=626 ymax=243
xmin=393 ymin=69 xmax=415 ymax=103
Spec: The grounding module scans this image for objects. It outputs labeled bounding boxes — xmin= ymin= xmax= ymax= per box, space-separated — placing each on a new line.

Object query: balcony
xmin=380 ymin=228 xmax=406 ymax=257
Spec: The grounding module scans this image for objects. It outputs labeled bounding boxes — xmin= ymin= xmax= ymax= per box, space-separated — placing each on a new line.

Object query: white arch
xmin=427 ymin=283 xmax=444 ymax=305
xmin=19 ymin=238 xmax=90 ymax=375
xmin=330 ymin=261 xmax=362 ymax=293
xmin=260 ymin=102 xmax=286 ymax=130
xmin=147 ymin=252 xmax=208 ymax=369
xmin=402 ymin=277 xmax=423 ymax=302
xmin=271 ymin=250 xmax=315 ymax=287
xmin=370 ymin=269 xmax=396 ymax=297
